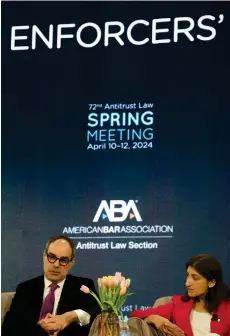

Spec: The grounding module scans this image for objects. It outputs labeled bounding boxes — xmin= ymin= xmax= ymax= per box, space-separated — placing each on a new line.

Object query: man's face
xmin=185 ymin=266 xmax=215 ymax=298
xmin=43 ymin=239 xmax=74 ymax=283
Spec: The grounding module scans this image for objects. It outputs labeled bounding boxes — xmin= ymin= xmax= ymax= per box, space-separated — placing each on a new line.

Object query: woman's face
xmin=185 ymin=266 xmax=215 ymax=298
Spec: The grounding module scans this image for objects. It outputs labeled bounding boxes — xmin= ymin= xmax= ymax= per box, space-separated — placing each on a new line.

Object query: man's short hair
xmin=45 ymin=235 xmax=75 ymax=259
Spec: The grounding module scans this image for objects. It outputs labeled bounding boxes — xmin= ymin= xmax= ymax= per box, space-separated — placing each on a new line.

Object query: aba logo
xmin=93 ymin=200 xmax=142 ymax=222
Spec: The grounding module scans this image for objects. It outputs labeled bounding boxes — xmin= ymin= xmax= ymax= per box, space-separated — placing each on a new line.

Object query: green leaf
xmin=118 ymin=309 xmax=124 ymax=322
xmin=103 ymin=300 xmax=119 ymax=316
xmin=116 ymin=296 xmax=127 ymax=308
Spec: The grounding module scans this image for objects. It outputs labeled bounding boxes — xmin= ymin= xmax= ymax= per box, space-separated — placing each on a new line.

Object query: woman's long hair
xmin=182 ymin=254 xmax=230 ymax=313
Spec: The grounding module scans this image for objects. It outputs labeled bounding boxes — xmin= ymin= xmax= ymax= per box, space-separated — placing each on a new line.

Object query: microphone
xmin=211 ymin=313 xmax=220 ymax=322
xmin=169 ymin=314 xmax=174 ymax=323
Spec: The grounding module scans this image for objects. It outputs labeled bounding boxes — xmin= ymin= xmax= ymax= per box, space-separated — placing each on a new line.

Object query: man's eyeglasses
xmin=46 ymin=253 xmax=73 ymax=266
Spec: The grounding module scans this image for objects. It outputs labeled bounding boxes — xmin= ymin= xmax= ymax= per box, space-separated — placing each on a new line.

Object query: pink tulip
xmin=97 ymin=278 xmax=102 ymax=288
xmin=80 ymin=285 xmax=90 ymax=294
xmin=120 ymin=286 xmax=127 ymax=296
xmin=114 ymin=272 xmax=122 ymax=285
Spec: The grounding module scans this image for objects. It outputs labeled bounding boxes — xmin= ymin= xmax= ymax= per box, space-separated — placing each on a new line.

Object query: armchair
xmin=1 ymin=292 xmax=15 ymax=325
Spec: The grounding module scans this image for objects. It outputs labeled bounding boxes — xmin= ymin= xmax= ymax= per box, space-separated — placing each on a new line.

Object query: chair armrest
xmin=128 ymin=317 xmax=162 ymax=336
xmin=149 ymin=324 xmax=164 ymax=336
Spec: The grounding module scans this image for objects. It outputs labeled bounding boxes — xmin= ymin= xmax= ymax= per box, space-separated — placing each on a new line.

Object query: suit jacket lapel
xmin=32 ymin=276 xmax=45 ymax=320
xmin=56 ymin=276 xmax=71 ymax=315
xmin=176 ymin=299 xmax=194 ymax=336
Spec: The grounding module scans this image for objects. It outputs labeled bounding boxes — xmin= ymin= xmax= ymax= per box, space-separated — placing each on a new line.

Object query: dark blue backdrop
xmin=2 ymin=1 xmax=230 ymax=315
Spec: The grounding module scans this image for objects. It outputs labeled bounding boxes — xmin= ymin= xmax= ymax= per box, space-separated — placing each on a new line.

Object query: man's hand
xmin=144 ymin=315 xmax=184 ymax=336
xmin=38 ymin=313 xmax=62 ymax=334
xmin=38 ymin=312 xmax=77 ymax=335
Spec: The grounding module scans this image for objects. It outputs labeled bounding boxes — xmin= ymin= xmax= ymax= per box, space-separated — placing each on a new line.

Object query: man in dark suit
xmin=2 ymin=235 xmax=100 ymax=336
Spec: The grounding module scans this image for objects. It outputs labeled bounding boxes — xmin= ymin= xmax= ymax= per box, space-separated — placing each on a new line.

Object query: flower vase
xmin=98 ymin=312 xmax=120 ymax=336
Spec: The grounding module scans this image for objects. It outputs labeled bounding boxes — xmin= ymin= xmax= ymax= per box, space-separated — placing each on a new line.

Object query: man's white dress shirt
xmin=43 ymin=277 xmax=90 ymax=326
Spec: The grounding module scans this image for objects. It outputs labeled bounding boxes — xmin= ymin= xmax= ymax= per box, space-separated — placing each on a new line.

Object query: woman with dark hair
xmin=130 ymin=254 xmax=230 ymax=336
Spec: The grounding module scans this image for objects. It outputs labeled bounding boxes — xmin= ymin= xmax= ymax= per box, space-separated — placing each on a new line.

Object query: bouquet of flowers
xmin=80 ymin=272 xmax=133 ymax=320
